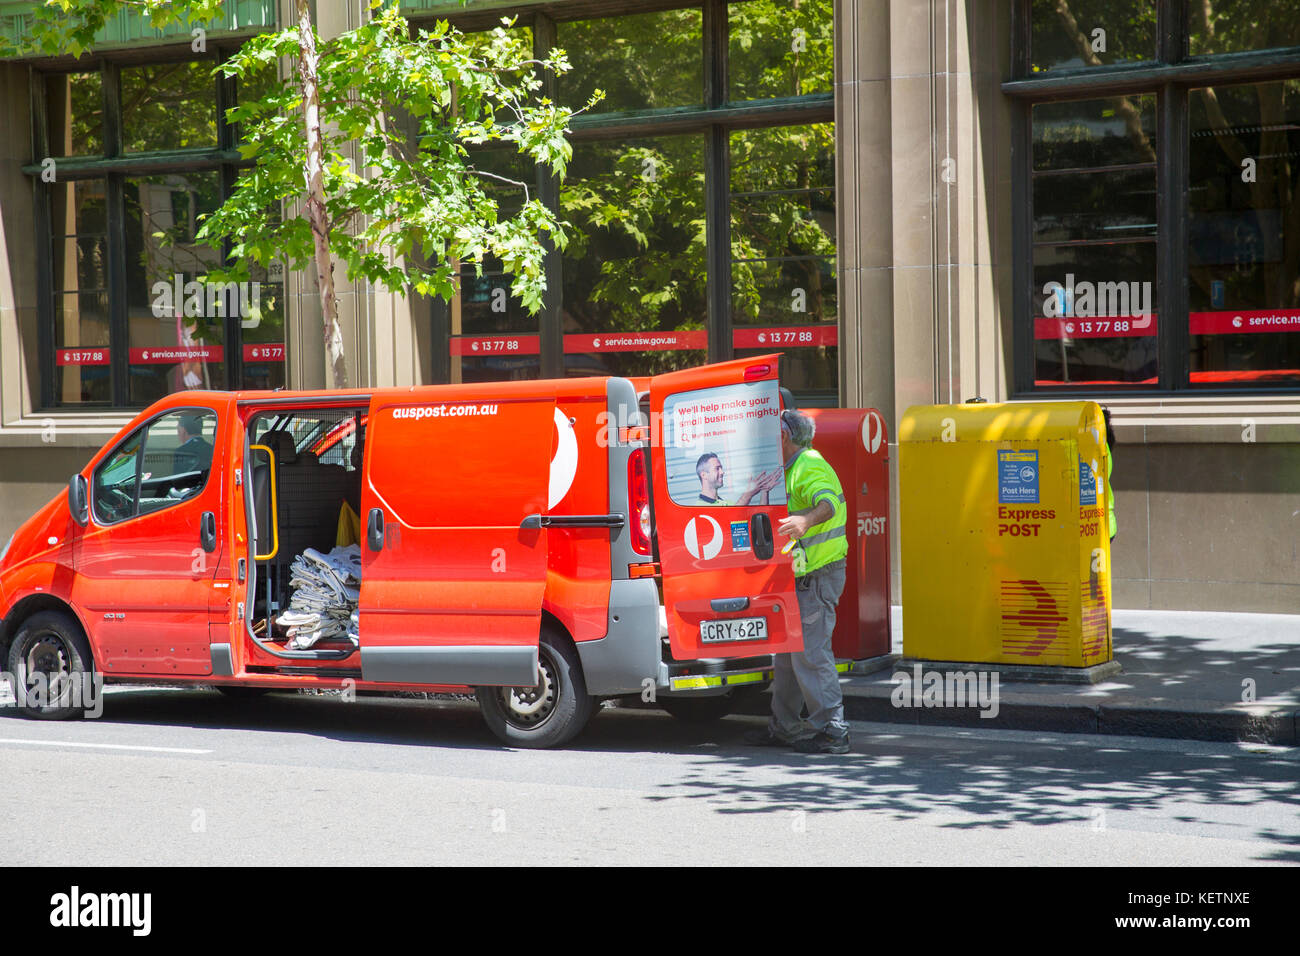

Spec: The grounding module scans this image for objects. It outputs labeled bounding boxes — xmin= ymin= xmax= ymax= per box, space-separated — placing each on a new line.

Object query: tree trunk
xmin=296 ymin=0 xmax=348 ymax=389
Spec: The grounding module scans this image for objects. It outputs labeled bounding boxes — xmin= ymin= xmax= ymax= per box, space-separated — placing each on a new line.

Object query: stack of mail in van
xmin=278 ymin=545 xmax=363 ymax=649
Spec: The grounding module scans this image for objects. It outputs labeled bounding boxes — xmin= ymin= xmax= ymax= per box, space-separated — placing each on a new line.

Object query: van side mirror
xmin=68 ymin=475 xmax=89 ymax=527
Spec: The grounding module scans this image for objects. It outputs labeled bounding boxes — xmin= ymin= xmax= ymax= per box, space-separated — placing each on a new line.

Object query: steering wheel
xmin=96 ymin=485 xmax=134 ymax=520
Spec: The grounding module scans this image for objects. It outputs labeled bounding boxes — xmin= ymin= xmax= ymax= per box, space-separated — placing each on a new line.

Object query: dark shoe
xmin=792 ymin=729 xmax=850 ymax=754
xmin=743 ymin=727 xmax=793 ymax=747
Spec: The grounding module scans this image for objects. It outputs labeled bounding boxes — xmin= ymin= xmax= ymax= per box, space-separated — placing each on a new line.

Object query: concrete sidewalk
xmin=810 ymin=608 xmax=1300 ymax=745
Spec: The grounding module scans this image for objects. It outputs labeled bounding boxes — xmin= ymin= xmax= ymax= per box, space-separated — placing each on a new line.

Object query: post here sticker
xmin=1079 ymin=460 xmax=1097 ymax=506
xmin=998 ymin=450 xmax=1039 ymax=504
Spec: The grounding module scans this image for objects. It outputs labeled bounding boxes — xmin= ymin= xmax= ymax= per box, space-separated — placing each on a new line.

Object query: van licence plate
xmin=700 ymin=617 xmax=768 ymax=644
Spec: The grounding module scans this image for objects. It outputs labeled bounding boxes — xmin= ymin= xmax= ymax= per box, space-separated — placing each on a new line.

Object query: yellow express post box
xmin=899 ymin=401 xmax=1113 ymax=668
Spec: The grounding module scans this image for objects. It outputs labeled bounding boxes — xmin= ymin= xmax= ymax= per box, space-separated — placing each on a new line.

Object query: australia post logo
xmin=684 ymin=514 xmax=723 ymax=560
xmin=861 ymin=410 xmax=885 ymax=454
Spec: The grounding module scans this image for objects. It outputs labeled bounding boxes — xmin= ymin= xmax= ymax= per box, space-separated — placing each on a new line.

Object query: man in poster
xmin=745 ymin=409 xmax=851 ymax=754
xmin=695 ymin=452 xmax=782 ymax=506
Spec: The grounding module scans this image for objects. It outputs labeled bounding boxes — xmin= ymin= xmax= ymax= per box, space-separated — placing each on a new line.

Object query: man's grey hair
xmin=780 ymin=409 xmax=815 ymax=448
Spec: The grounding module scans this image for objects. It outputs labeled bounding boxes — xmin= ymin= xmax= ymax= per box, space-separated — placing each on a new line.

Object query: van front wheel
xmin=6 ymin=610 xmax=96 ymax=720
xmin=476 ymin=631 xmax=595 ymax=749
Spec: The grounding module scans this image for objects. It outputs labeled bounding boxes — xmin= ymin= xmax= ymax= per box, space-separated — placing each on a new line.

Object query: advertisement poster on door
xmin=663 ymin=380 xmax=787 ymax=508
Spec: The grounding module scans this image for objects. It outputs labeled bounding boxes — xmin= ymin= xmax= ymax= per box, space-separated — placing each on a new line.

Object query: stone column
xmin=0 ymin=61 xmax=38 ymax=421
xmin=835 ymin=0 xmax=896 ymax=425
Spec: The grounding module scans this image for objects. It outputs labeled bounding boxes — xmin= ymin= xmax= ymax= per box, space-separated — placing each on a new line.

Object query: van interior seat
xmin=271 ymin=440 xmax=353 ymax=563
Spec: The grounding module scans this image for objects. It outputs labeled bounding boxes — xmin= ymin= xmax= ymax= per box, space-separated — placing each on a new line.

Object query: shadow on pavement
xmin=11 ymin=685 xmax=1296 ymax=863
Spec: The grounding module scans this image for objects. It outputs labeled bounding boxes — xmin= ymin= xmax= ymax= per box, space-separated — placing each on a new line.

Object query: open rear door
xmin=649 ymin=355 xmax=802 ymax=660
xmin=358 ymin=393 xmax=555 ymax=687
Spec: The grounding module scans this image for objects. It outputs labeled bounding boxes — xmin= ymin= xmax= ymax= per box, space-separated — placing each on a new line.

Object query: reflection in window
xmin=452 ymin=148 xmax=540 ymax=383
xmin=1031 ymin=0 xmax=1155 ymax=73
xmin=52 ymin=179 xmax=110 ymax=404
xmin=232 ymin=169 xmax=287 ymax=391
xmin=730 ymin=0 xmax=833 ymax=101
xmin=45 ymin=72 xmax=103 ymax=156
xmin=125 ymin=172 xmax=227 ymax=403
xmin=121 ymin=60 xmax=217 ymax=152
xmin=1189 ymin=79 xmax=1300 ymax=385
xmin=558 ymin=9 xmax=703 ymax=113
xmin=93 ymin=428 xmax=144 ymax=525
xmin=1032 ymin=95 xmax=1159 ymax=386
xmin=1188 ymin=1 xmax=1300 ymax=57
xmin=731 ymin=124 xmax=837 ymax=398
xmin=560 ymin=135 xmax=707 ymax=379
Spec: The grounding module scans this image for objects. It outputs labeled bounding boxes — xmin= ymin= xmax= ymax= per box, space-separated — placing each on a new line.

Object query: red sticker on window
xmin=733 ymin=326 xmax=838 ymax=348
xmin=1034 ymin=316 xmax=1158 ymax=339
xmin=243 ymin=343 xmax=286 ymax=362
xmin=563 ymin=331 xmax=707 ymax=353
xmin=56 ymin=348 xmax=110 ymax=366
xmin=450 ymin=335 xmax=541 ymax=356
xmin=1190 ymin=310 xmax=1300 ymax=335
xmin=129 ymin=346 xmax=223 ymax=364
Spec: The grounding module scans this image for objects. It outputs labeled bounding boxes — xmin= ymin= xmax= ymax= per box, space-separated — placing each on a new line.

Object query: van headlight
xmin=0 ymin=534 xmax=11 ymax=568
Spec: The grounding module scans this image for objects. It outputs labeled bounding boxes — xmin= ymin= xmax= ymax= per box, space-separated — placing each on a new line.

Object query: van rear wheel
xmin=6 ymin=610 xmax=96 ymax=720
xmin=476 ymin=630 xmax=595 ymax=748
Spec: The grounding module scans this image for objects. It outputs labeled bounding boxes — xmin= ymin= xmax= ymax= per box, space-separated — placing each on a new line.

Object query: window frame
xmin=1007 ymin=0 xmax=1300 ymax=397
xmin=421 ymin=0 xmax=838 ymax=404
xmin=90 ymin=404 xmax=219 ymax=527
xmin=27 ymin=40 xmax=277 ymax=410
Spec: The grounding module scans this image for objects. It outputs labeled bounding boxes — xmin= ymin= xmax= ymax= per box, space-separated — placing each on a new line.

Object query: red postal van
xmin=0 ymin=356 xmax=846 ymax=747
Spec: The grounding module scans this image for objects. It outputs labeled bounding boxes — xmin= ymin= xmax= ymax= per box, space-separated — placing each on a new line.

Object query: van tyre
xmin=6 ymin=610 xmax=96 ymax=721
xmin=476 ymin=630 xmax=595 ymax=749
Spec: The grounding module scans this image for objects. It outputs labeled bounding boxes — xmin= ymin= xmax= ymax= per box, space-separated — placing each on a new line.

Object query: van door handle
xmin=520 ymin=513 xmax=626 ymax=529
xmin=367 ymin=508 xmax=385 ymax=552
xmin=200 ymin=512 xmax=217 ymax=553
xmin=750 ymin=513 xmax=774 ymax=560
xmin=710 ymin=597 xmax=750 ymax=613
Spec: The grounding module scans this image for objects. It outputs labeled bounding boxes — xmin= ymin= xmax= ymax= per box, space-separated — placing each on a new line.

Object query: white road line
xmin=0 ymin=738 xmax=211 ymax=755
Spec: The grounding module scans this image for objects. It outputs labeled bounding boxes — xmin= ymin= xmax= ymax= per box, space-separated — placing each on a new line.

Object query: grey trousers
xmin=768 ymin=558 xmax=848 ymax=740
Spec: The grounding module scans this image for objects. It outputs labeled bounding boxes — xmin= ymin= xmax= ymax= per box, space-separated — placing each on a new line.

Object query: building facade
xmin=1 ymin=0 xmax=1298 ymax=611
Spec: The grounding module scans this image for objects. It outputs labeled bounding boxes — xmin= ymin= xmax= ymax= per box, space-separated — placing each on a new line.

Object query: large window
xmin=33 ymin=51 xmax=285 ymax=408
xmin=731 ymin=122 xmax=837 ymax=399
xmin=432 ymin=0 xmax=837 ymax=403
xmin=561 ymin=134 xmax=708 ymax=379
xmin=1032 ymin=96 xmax=1158 ymax=386
xmin=1009 ymin=0 xmax=1300 ymax=393
xmin=1188 ymin=79 xmax=1300 ymax=385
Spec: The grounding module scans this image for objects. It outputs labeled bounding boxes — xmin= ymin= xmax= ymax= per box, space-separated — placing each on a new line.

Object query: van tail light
xmin=744 ymin=363 xmax=772 ymax=381
xmin=628 ymin=448 xmax=653 ymax=556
